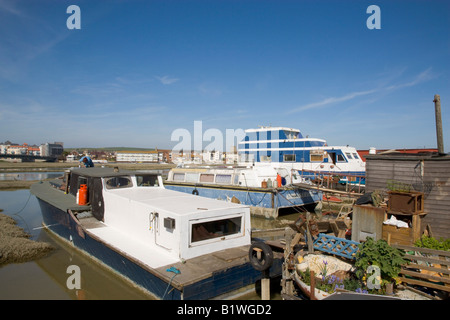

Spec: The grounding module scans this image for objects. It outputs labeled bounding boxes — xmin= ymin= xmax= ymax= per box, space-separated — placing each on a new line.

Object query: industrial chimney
xmin=433 ymin=94 xmax=445 ymax=155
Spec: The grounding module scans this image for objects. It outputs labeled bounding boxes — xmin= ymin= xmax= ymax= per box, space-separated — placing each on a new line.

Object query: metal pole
xmin=433 ymin=94 xmax=445 ymax=155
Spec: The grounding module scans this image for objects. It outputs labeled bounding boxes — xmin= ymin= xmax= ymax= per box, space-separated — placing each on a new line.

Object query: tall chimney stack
xmin=433 ymin=94 xmax=445 ymax=155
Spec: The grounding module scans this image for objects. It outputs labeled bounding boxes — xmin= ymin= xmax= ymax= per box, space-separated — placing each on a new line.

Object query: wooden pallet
xmin=393 ymin=244 xmax=450 ymax=293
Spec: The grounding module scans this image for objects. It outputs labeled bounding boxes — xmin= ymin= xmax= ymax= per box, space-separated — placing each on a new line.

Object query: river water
xmin=0 ymin=172 xmax=298 ymax=300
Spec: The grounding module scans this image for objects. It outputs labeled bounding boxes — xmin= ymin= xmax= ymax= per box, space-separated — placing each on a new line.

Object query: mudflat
xmin=0 ymin=213 xmax=54 ymax=266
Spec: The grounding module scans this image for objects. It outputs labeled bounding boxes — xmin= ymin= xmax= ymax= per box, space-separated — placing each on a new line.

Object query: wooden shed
xmin=365 ymin=152 xmax=450 ymax=241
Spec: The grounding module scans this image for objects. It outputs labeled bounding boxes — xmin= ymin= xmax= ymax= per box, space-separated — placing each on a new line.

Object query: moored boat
xmin=31 ymin=167 xmax=281 ymax=300
xmin=237 ymin=127 xmax=366 ymax=186
xmin=164 ymin=164 xmax=322 ymax=219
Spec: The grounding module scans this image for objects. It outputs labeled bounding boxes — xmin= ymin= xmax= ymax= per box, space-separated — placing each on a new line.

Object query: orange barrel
xmin=78 ymin=184 xmax=88 ymax=205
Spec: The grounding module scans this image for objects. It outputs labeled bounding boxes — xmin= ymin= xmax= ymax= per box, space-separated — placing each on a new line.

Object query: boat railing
xmin=298 ymin=169 xmax=365 ymax=194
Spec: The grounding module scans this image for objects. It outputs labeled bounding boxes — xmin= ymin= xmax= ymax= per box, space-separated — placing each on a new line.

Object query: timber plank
xmin=400 ymin=269 xmax=450 ymax=285
xmin=404 ymin=263 xmax=450 ymax=276
xmin=399 ymin=277 xmax=450 ymax=293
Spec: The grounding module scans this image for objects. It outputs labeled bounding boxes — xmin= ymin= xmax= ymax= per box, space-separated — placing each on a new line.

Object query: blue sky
xmin=0 ymin=0 xmax=449 ymax=151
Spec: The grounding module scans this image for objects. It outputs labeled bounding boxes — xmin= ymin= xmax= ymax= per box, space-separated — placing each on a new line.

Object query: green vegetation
xmin=414 ymin=235 xmax=450 ymax=251
xmin=355 ymin=237 xmax=407 ymax=285
xmin=386 ymin=179 xmax=412 ymax=192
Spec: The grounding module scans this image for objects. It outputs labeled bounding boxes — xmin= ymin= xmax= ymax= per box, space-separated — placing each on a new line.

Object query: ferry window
xmin=283 ymin=130 xmax=298 ymax=139
xmin=136 ymin=175 xmax=159 ymax=187
xmin=260 ymin=155 xmax=271 ymax=162
xmin=185 ymin=173 xmax=199 ymax=183
xmin=200 ymin=174 xmax=214 ymax=183
xmin=173 ymin=173 xmax=185 ymax=181
xmin=345 ymin=152 xmax=353 ymax=159
xmin=215 ymin=174 xmax=231 ymax=184
xmin=337 ymin=154 xmax=345 ymax=162
xmin=310 ymin=153 xmax=324 ymax=162
xmin=105 ymin=176 xmax=133 ymax=189
xmin=191 ymin=217 xmax=242 ymax=243
xmin=352 ymin=153 xmax=359 ymax=160
xmin=283 ymin=154 xmax=296 ymax=162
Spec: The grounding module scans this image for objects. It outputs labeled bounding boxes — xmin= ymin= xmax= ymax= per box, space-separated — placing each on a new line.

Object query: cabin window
xmin=310 ymin=153 xmax=324 ymax=162
xmin=191 ymin=217 xmax=242 ymax=243
xmin=283 ymin=130 xmax=299 ymax=140
xmin=185 ymin=173 xmax=199 ymax=183
xmin=283 ymin=154 xmax=296 ymax=162
xmin=200 ymin=174 xmax=214 ymax=183
xmin=260 ymin=155 xmax=271 ymax=162
xmin=345 ymin=152 xmax=353 ymax=159
xmin=173 ymin=173 xmax=185 ymax=182
xmin=337 ymin=154 xmax=345 ymax=162
xmin=352 ymin=153 xmax=359 ymax=160
xmin=215 ymin=174 xmax=231 ymax=184
xmin=136 ymin=174 xmax=159 ymax=187
xmin=105 ymin=176 xmax=133 ymax=189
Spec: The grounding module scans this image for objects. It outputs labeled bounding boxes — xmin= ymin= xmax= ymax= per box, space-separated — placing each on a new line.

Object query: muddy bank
xmin=0 ymin=180 xmax=38 ymax=190
xmin=0 ymin=213 xmax=54 ymax=266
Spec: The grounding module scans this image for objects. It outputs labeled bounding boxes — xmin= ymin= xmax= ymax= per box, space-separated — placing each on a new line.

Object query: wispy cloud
xmin=155 ymin=75 xmax=179 ymax=85
xmin=0 ymin=0 xmax=25 ymax=17
xmin=385 ymin=67 xmax=435 ymax=90
xmin=288 ymin=68 xmax=437 ymax=114
xmin=289 ymin=89 xmax=376 ymax=113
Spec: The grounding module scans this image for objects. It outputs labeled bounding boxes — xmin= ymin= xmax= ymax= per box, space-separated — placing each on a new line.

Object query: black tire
xmin=249 ymin=242 xmax=273 ymax=271
xmin=192 ymin=189 xmax=199 ymax=195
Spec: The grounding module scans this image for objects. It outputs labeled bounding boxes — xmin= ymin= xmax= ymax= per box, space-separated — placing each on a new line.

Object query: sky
xmin=0 ymin=0 xmax=449 ymax=152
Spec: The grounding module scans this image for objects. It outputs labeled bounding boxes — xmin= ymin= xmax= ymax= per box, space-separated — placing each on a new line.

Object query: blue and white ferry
xmin=237 ymin=127 xmax=366 ymax=185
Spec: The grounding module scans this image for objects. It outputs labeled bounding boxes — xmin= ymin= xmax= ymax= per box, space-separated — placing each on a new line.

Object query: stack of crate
xmin=383 ymin=191 xmax=426 ymax=246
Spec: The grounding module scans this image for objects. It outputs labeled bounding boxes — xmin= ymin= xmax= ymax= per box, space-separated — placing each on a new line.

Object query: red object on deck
xmin=78 ymin=184 xmax=88 ymax=205
xmin=276 ymin=174 xmax=282 ymax=187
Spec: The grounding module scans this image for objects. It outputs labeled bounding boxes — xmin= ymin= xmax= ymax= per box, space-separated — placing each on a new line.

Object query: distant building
xmin=40 ymin=142 xmax=64 ymax=157
xmin=116 ymin=150 xmax=162 ymax=163
xmin=170 ymin=149 xmax=238 ymax=165
xmin=0 ymin=142 xmax=41 ymax=156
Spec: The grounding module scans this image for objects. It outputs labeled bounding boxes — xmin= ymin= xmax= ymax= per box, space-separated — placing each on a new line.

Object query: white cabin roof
xmin=104 ymin=187 xmax=247 ymax=216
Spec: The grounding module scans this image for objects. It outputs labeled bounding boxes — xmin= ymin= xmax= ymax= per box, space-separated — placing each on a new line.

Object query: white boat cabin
xmin=167 ymin=163 xmax=304 ymax=188
xmin=68 ymin=168 xmax=251 ymax=262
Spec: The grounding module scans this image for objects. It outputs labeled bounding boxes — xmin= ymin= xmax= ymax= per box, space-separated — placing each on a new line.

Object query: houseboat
xmin=164 ymin=164 xmax=321 ymax=219
xmin=30 ymin=167 xmax=280 ymax=300
xmin=238 ymin=127 xmax=366 ymax=185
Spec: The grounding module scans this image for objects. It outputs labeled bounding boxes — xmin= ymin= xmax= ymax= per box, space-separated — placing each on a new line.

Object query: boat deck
xmin=79 ymin=217 xmax=260 ymax=298
xmin=31 ymin=179 xmax=271 ymax=299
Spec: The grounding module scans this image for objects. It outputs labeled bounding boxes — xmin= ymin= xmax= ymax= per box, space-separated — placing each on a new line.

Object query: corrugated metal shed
xmin=365 ymin=152 xmax=450 ymax=240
